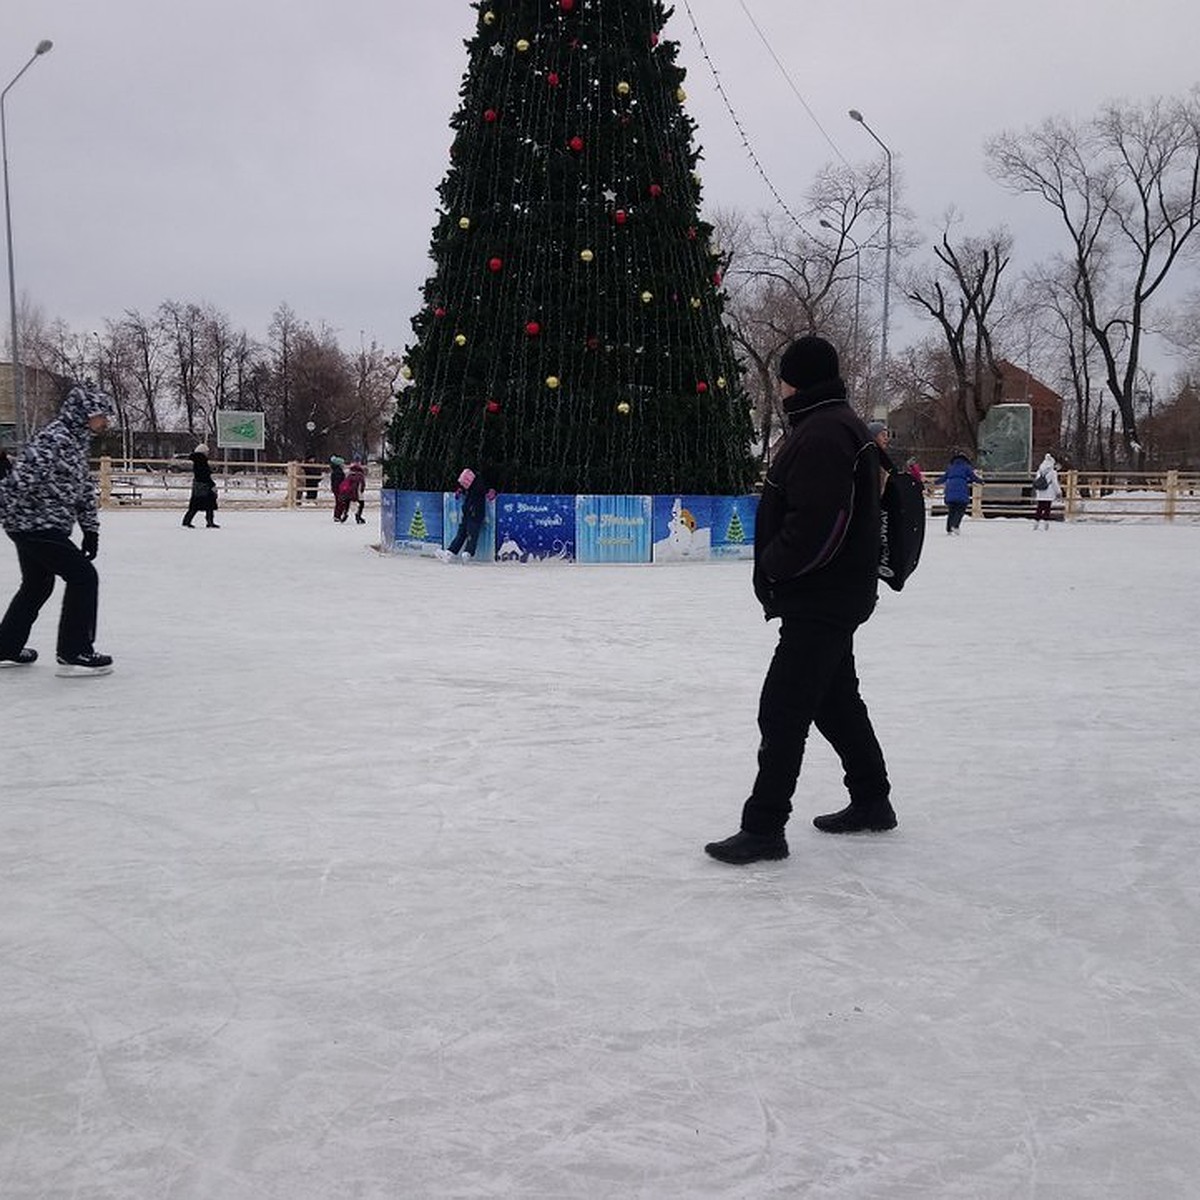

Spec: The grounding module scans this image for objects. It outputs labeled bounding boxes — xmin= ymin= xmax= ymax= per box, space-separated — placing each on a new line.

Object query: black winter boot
xmin=812 ymin=803 xmax=897 ymax=834
xmin=704 ymin=830 xmax=789 ymax=864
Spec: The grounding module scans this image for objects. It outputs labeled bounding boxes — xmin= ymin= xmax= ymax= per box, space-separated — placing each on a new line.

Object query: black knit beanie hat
xmin=778 ymin=335 xmax=840 ymax=390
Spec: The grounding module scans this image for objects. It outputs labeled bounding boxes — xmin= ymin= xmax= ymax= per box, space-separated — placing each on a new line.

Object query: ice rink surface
xmin=2 ymin=510 xmax=1199 ymax=1199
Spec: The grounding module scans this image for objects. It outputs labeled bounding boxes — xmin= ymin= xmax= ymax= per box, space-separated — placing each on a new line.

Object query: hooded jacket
xmin=1033 ymin=453 xmax=1062 ymax=501
xmin=753 ymin=382 xmax=881 ymax=626
xmin=938 ymin=455 xmax=981 ymax=505
xmin=0 ymin=384 xmax=114 ymax=535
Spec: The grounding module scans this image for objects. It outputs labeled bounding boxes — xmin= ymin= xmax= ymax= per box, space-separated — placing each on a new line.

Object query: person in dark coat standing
xmin=328 ymin=456 xmax=346 ymax=520
xmin=0 ymin=382 xmax=115 ymax=675
xmin=705 ymin=335 xmax=895 ymax=865
xmin=440 ymin=467 xmax=494 ymax=560
xmin=181 ymin=444 xmax=219 ymax=528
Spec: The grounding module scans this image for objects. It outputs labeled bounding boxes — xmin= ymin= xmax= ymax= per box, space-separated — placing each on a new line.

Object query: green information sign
xmin=215 ymin=410 xmax=265 ymax=450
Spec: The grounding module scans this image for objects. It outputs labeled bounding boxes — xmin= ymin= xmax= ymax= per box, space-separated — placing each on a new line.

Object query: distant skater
xmin=328 ymin=456 xmax=346 ymax=520
xmin=938 ymin=449 xmax=983 ymax=535
xmin=0 ymin=382 xmax=116 ymax=676
xmin=182 ymin=444 xmax=219 ymax=528
xmin=335 ymin=459 xmax=367 ymax=524
xmin=1031 ymin=453 xmax=1062 ymax=529
xmin=440 ymin=467 xmax=494 ymax=560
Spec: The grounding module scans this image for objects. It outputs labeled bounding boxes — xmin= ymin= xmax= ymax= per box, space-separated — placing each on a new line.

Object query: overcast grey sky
xmin=5 ymin=0 xmax=1198 ymax=359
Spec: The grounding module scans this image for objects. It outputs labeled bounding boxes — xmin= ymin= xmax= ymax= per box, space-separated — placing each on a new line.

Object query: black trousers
xmin=447 ymin=514 xmax=484 ymax=556
xmin=0 ymin=530 xmax=99 ymax=659
xmin=741 ymin=615 xmax=890 ymax=835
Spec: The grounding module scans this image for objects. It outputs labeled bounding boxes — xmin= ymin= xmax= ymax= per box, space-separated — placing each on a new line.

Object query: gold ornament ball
xmin=617 ymin=401 xmax=631 ymax=415
xmin=483 ymin=10 xmax=496 ymax=24
xmin=616 ymin=81 xmax=631 ymax=96
xmin=516 ymin=38 xmax=530 ymax=52
xmin=399 ymin=364 xmax=413 ymax=380
xmin=717 ymin=376 xmax=728 ymax=389
xmin=546 ymin=375 xmax=560 ymax=389
xmin=640 ymin=291 xmax=654 ymax=304
xmin=580 ymin=248 xmax=594 ymax=262
xmin=458 ymin=216 xmax=471 ymax=230
xmin=454 ymin=334 xmax=467 ymax=347
xmin=676 ymin=87 xmax=688 ymax=103
xmin=689 ymin=297 xmax=701 ymax=310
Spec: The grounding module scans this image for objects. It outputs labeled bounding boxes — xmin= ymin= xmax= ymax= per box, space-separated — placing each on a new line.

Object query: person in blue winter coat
xmin=938 ymin=450 xmax=984 ymax=535
xmin=0 ymin=382 xmax=116 ymax=675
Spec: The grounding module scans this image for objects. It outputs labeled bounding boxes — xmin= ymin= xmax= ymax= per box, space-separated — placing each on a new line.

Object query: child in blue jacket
xmin=937 ymin=450 xmax=983 ymax=534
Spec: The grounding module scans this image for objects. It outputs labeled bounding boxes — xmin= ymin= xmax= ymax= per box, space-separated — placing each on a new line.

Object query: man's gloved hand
xmin=81 ymin=530 xmax=99 ymax=560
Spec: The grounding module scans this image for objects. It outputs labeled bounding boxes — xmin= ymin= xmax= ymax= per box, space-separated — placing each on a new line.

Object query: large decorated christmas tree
xmin=385 ymin=0 xmax=756 ymax=496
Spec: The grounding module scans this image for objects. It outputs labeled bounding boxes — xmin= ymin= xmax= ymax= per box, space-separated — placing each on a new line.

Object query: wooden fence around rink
xmin=91 ymin=458 xmax=1200 ymax=521
xmin=92 ymin=457 xmax=383 ymax=511
xmin=925 ymin=469 xmax=1200 ymax=523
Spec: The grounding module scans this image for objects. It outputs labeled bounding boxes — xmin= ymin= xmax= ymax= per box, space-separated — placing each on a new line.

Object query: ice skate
xmin=0 ymin=648 xmax=38 ymax=667
xmin=55 ymin=651 xmax=114 ymax=678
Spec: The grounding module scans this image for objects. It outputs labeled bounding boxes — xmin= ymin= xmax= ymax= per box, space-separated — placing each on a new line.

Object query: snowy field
xmin=2 ymin=510 xmax=1199 ymax=1200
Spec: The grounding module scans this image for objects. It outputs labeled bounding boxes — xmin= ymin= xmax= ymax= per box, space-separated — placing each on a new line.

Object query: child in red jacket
xmin=335 ymin=460 xmax=367 ymax=523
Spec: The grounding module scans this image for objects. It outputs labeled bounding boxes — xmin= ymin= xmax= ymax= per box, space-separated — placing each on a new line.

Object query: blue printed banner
xmin=652 ymin=494 xmax=715 ymax=562
xmin=576 ymin=495 xmax=652 ymax=564
xmin=710 ymin=495 xmax=757 ymax=559
xmin=442 ymin=492 xmax=497 ymax=560
xmin=379 ymin=490 xmax=398 ymax=549
xmin=495 ymin=494 xmax=576 ymax=562
xmin=392 ymin=490 xmax=445 ymax=553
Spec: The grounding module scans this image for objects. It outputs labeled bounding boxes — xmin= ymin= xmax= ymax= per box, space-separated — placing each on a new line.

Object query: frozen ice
xmin=2 ymin=511 xmax=1199 ymax=1198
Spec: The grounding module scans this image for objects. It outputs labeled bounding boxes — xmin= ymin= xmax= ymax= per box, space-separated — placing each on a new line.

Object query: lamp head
xmin=35 ymin=40 xmax=53 ymax=55
xmin=848 ymin=109 xmax=864 ymax=123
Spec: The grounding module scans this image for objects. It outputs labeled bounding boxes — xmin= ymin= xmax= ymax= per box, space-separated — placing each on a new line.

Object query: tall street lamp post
xmin=2 ymin=38 xmax=53 ymax=447
xmin=819 ymin=218 xmax=863 ymax=405
xmin=848 ymin=108 xmax=892 ymax=419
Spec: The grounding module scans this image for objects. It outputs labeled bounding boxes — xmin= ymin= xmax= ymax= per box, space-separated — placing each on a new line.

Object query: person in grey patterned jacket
xmin=0 ymin=382 xmax=116 ymax=676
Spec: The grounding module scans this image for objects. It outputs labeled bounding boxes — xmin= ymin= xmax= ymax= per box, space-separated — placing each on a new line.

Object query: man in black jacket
xmin=705 ymin=336 xmax=896 ymax=865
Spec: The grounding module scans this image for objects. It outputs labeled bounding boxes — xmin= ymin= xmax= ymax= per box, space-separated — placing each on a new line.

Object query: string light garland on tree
xmin=385 ymin=0 xmax=754 ymax=495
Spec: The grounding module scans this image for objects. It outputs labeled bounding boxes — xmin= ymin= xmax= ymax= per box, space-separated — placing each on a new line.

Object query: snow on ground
xmin=2 ymin=510 xmax=1199 ymax=1199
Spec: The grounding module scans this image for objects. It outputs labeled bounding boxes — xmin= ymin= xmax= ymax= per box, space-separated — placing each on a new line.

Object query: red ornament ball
xmin=525 ymin=321 xmax=541 ymax=337
xmin=483 ymin=108 xmax=498 ymax=123
xmin=561 ymin=0 xmax=575 ymax=10
xmin=686 ymin=225 xmax=698 ymax=240
xmin=648 ymin=183 xmax=663 ymax=198
xmin=712 ymin=271 xmax=723 ymax=286
xmin=547 ymin=71 xmax=560 ymax=87
xmin=429 ymin=404 xmax=441 ymax=416
xmin=488 ymin=257 xmax=504 ymax=273
xmin=433 ymin=306 xmax=447 ymax=318
xmin=485 ymin=399 xmax=502 ymax=415
xmin=696 ymin=381 xmax=709 ymax=394
xmin=614 ymin=209 xmax=628 ymax=226
xmin=569 ymin=135 xmax=585 ymax=152
xmin=650 ymin=32 xmax=660 ymax=47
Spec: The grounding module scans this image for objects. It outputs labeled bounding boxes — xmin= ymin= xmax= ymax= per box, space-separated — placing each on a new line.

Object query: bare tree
xmin=905 ymin=224 xmax=1011 ymax=454
xmin=116 ymin=310 xmax=168 ymax=437
xmin=988 ymin=89 xmax=1200 ymax=461
xmin=159 ymin=300 xmax=208 ymax=437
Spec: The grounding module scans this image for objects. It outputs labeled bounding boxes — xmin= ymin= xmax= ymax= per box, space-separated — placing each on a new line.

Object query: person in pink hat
xmin=441 ymin=467 xmax=495 ymax=560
